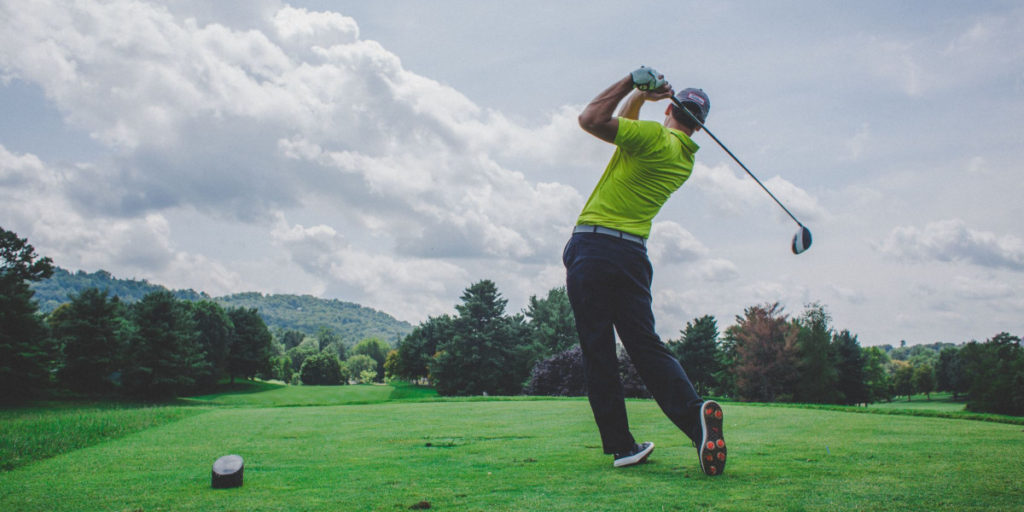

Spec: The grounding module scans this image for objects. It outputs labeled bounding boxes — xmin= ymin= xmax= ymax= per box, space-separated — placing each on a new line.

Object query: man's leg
xmin=564 ymin=235 xmax=636 ymax=454
xmin=612 ymin=248 xmax=704 ymax=444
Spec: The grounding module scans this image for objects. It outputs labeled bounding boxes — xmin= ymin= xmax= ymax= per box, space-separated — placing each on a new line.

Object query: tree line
xmin=0 ymin=227 xmax=394 ymax=402
xmin=31 ymin=267 xmax=414 ymax=343
xmin=1 ymin=225 xmax=275 ymax=401
xmin=388 ymin=283 xmax=1024 ymax=416
xmin=4 ymin=226 xmax=1021 ymax=415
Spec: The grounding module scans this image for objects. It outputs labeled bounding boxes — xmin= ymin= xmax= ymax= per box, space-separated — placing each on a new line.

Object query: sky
xmin=1 ymin=0 xmax=1022 ymax=346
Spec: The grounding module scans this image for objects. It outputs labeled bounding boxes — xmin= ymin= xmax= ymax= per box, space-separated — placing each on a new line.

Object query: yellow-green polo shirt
xmin=576 ymin=118 xmax=699 ymax=238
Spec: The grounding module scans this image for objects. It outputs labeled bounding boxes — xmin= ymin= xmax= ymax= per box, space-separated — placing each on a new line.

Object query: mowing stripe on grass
xmin=0 ymin=404 xmax=209 ymax=471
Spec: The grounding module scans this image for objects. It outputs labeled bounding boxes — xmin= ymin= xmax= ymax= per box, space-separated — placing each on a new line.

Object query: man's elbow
xmin=578 ymin=112 xmax=594 ymax=131
xmin=578 ymin=111 xmax=603 ymax=134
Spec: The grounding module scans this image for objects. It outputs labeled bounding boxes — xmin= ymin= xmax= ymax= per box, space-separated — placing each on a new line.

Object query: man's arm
xmin=579 ymin=73 xmax=675 ymax=143
xmin=577 ymin=75 xmax=633 ymax=143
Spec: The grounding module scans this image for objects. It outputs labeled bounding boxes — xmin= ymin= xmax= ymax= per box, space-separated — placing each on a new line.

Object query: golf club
xmin=669 ymin=93 xmax=813 ymax=255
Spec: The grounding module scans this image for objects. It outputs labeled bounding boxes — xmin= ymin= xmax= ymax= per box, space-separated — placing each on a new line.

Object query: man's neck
xmin=665 ymin=116 xmax=696 ymax=137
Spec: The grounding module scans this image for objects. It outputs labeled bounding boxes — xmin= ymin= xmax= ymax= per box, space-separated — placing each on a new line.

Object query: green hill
xmin=30 ymin=267 xmax=413 ymax=345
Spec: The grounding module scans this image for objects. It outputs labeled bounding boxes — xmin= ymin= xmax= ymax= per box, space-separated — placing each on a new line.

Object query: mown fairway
xmin=2 ymin=385 xmax=1022 ymax=511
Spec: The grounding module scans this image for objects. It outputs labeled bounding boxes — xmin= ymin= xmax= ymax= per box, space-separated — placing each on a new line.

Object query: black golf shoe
xmin=613 ymin=441 xmax=654 ymax=468
xmin=697 ymin=400 xmax=726 ymax=476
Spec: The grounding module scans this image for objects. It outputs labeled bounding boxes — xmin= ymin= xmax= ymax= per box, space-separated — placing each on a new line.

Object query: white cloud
xmin=272 ymin=5 xmax=359 ymax=47
xmin=0 ymin=0 xmax=586 ymax=262
xmin=2 ymin=1 xmax=1022 ymax=345
xmin=0 ymin=144 xmax=247 ymax=294
xmin=687 ymin=162 xmax=826 ymax=224
xmin=649 ymin=221 xmax=708 ymax=264
xmin=878 ymin=219 xmax=1024 ymax=271
xmin=270 ymin=214 xmax=467 ymax=320
xmin=949 ymin=275 xmax=1015 ymax=301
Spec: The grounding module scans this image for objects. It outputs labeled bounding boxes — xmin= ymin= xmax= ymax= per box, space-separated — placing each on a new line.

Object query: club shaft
xmin=669 ymin=96 xmax=804 ymax=227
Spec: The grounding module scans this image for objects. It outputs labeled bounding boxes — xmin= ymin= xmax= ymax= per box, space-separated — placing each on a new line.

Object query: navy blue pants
xmin=563 ymin=232 xmax=704 ymax=454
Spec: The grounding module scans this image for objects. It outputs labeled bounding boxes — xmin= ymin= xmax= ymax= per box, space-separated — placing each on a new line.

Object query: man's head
xmin=669 ymin=88 xmax=710 ymax=130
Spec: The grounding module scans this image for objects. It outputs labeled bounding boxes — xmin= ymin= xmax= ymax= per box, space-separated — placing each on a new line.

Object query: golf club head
xmin=792 ymin=226 xmax=812 ymax=254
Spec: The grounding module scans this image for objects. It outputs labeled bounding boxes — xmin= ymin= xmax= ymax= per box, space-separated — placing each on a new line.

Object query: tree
xmin=50 ymin=288 xmax=126 ymax=394
xmin=352 ymin=337 xmax=390 ymax=383
xmin=862 ymin=346 xmax=891 ymax=403
xmin=0 ymin=227 xmax=55 ymax=403
xmin=715 ymin=328 xmax=739 ymax=398
xmin=383 ymin=349 xmax=399 ymax=381
xmin=189 ymin=300 xmax=233 ymax=391
xmin=393 ymin=315 xmax=453 ymax=383
xmin=271 ymin=354 xmax=294 ymax=383
xmin=935 ymin=347 xmax=966 ymax=400
xmin=300 ymin=352 xmax=343 ymax=385
xmin=961 ymin=333 xmax=1024 ymax=415
xmin=317 ymin=326 xmax=343 ymax=356
xmin=727 ymin=303 xmax=799 ymax=402
xmin=123 ymin=291 xmax=204 ymax=399
xmin=892 ymin=360 xmax=914 ymax=401
xmin=345 ymin=354 xmax=377 ymax=384
xmin=912 ymin=363 xmax=936 ymax=400
xmin=280 ymin=330 xmax=305 ymax=351
xmin=832 ymin=329 xmax=868 ymax=405
xmin=667 ymin=315 xmax=721 ymax=396
xmin=226 ymin=307 xmax=274 ymax=383
xmin=524 ymin=286 xmax=578 ymax=364
xmin=430 ymin=280 xmax=532 ymax=396
xmin=286 ymin=338 xmax=319 ymax=375
xmin=793 ymin=303 xmax=840 ymax=404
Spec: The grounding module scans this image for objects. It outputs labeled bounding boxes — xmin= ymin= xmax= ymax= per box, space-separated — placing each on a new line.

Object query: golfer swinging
xmin=564 ymin=66 xmax=726 ymax=475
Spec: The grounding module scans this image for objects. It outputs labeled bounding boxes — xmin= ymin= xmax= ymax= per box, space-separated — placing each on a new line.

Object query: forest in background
xmin=31 ymin=267 xmax=413 ymax=345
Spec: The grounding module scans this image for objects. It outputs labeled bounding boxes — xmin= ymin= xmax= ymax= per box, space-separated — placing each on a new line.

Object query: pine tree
xmin=189 ymin=300 xmax=233 ymax=391
xmin=832 ymin=329 xmax=868 ymax=405
xmin=0 ymin=227 xmax=55 ymax=403
xmin=524 ymin=287 xmax=578 ymax=364
xmin=227 ymin=307 xmax=274 ymax=383
xmin=123 ymin=291 xmax=204 ymax=399
xmin=793 ymin=303 xmax=840 ymax=404
xmin=431 ymin=280 xmax=531 ymax=396
xmin=51 ymin=288 xmax=126 ymax=394
xmin=668 ymin=315 xmax=721 ymax=396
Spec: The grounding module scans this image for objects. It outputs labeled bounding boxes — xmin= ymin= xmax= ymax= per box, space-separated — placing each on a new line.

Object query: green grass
xmin=0 ymin=402 xmax=207 ymax=471
xmin=183 ymin=381 xmax=437 ymax=407
xmin=739 ymin=392 xmax=1024 ymax=426
xmin=2 ymin=385 xmax=1023 ymax=511
xmin=868 ymin=392 xmax=967 ymax=412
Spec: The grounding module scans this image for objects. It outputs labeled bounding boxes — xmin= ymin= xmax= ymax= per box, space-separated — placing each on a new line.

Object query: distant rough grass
xmin=0 ymin=403 xmax=207 ymax=471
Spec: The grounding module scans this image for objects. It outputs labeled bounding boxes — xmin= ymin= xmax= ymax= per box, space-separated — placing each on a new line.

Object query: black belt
xmin=573 ymin=225 xmax=646 ymax=247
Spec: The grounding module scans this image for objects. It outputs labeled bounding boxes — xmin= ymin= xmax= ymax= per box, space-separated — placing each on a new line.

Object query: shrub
xmin=524 ymin=347 xmax=586 ymax=396
xmin=300 ymin=352 xmax=343 ymax=385
xmin=523 ymin=346 xmax=649 ymax=398
xmin=618 ymin=350 xmax=650 ymax=399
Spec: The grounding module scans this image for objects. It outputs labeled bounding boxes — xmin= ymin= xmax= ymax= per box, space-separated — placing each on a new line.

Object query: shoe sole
xmin=613 ymin=442 xmax=655 ymax=468
xmin=698 ymin=401 xmax=726 ymax=476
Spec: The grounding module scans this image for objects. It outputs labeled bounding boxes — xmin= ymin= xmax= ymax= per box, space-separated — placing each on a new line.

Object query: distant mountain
xmin=31 ymin=268 xmax=414 ymax=346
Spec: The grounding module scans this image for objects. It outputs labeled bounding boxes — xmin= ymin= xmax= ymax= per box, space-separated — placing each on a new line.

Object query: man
xmin=564 ymin=66 xmax=726 ymax=475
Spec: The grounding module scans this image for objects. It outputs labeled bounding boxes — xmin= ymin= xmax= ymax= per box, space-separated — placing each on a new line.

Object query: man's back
xmin=576 ymin=118 xmax=699 ymax=238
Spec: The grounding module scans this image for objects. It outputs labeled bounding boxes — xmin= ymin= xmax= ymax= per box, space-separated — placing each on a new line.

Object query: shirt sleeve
xmin=613 ymin=118 xmax=661 ymax=155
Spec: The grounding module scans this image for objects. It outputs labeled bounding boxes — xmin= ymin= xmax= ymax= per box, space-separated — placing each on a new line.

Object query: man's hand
xmin=631 ymin=66 xmax=667 ymax=91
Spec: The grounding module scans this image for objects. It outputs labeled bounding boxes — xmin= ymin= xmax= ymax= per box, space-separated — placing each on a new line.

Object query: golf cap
xmin=674 ymin=88 xmax=710 ymax=123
